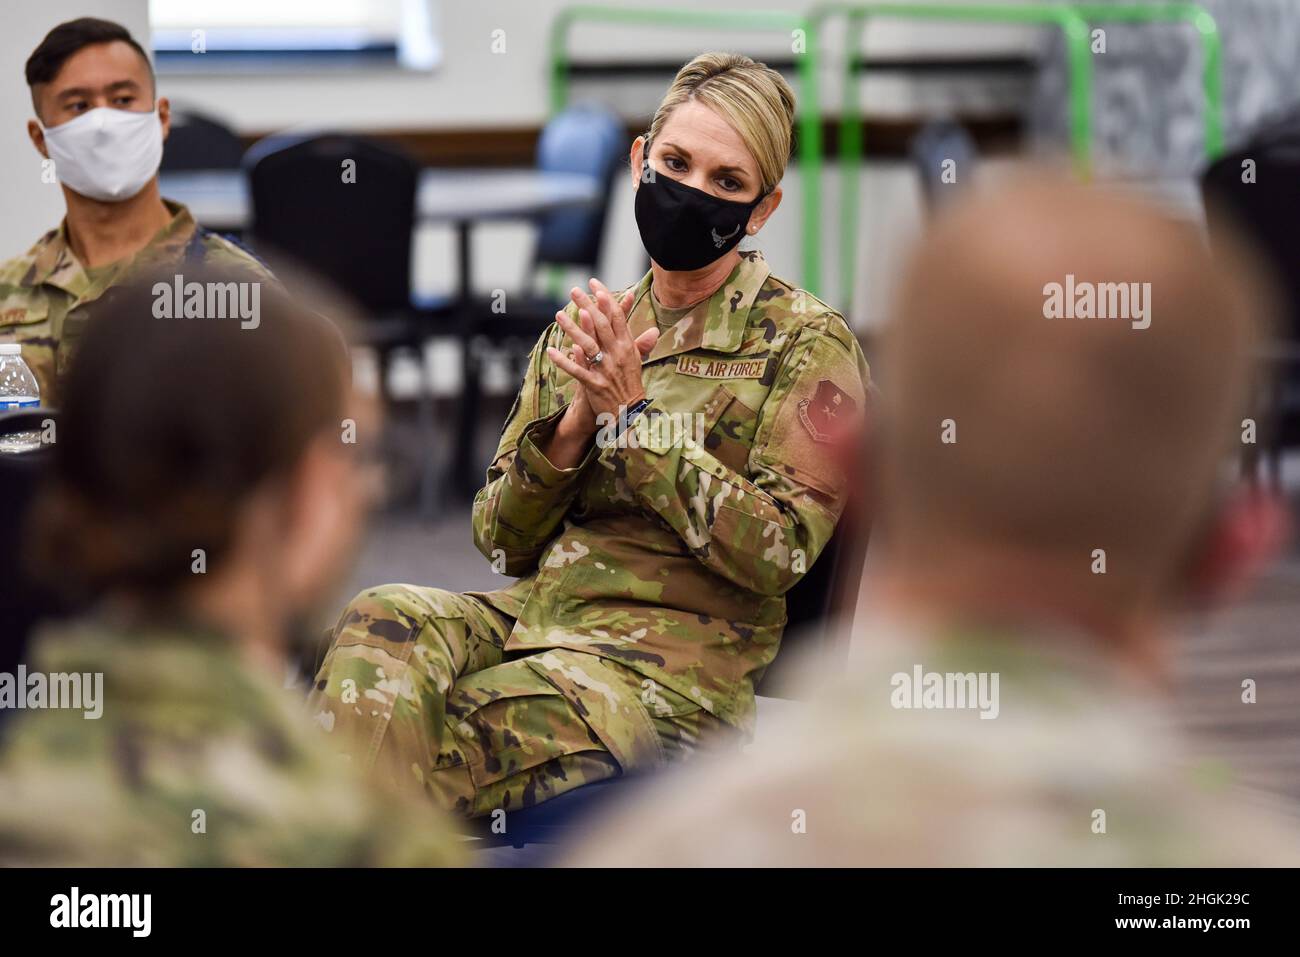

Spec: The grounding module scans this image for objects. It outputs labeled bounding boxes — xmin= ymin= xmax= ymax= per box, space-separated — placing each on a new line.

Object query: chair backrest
xmin=1201 ymin=106 xmax=1300 ymax=345
xmin=532 ymin=104 xmax=627 ymax=272
xmin=910 ymin=119 xmax=977 ymax=215
xmin=160 ymin=109 xmax=244 ymax=171
xmin=0 ymin=411 xmax=75 ymax=729
xmin=246 ymin=133 xmax=418 ymax=315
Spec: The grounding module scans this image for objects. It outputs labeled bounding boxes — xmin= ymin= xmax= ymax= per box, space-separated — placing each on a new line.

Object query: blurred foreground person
xmin=0 ymin=268 xmax=461 ymax=866
xmin=568 ymin=171 xmax=1300 ymax=866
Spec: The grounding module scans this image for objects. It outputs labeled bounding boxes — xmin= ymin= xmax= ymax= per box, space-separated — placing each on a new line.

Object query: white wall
xmin=156 ymin=0 xmax=1041 ymax=327
xmin=1 ymin=0 xmax=1044 ymax=327
xmin=0 ymin=0 xmax=150 ymax=258
xmin=191 ymin=0 xmax=1037 ymax=328
xmin=159 ymin=0 xmax=1039 ymax=133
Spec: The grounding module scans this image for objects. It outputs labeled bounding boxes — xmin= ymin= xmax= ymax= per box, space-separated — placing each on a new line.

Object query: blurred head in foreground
xmin=565 ymin=169 xmax=1299 ymax=867
xmin=0 ymin=268 xmax=461 ymax=867
xmin=877 ymin=169 xmax=1288 ymax=659
xmin=31 ymin=266 xmax=374 ymax=663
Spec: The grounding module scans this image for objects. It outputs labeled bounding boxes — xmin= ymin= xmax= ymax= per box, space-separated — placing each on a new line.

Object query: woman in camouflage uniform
xmin=311 ymin=53 xmax=871 ymax=819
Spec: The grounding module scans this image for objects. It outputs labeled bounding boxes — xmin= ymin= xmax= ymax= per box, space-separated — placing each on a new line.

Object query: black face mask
xmin=634 ymin=159 xmax=765 ymax=271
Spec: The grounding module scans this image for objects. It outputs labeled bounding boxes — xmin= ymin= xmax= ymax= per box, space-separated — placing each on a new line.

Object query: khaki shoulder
xmin=757 ymin=273 xmax=852 ymax=338
xmin=0 ymin=230 xmax=57 ymax=288
xmin=199 ymin=231 xmax=275 ymax=279
xmin=759 ymin=273 xmax=863 ymax=370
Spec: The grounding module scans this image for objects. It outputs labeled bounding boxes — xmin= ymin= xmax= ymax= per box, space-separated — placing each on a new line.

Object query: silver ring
xmin=587 ymin=350 xmax=604 ymax=366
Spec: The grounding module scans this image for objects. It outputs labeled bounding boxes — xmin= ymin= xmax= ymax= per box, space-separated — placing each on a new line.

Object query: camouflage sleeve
xmin=610 ymin=315 xmax=869 ymax=597
xmin=471 ymin=320 xmax=597 ymax=575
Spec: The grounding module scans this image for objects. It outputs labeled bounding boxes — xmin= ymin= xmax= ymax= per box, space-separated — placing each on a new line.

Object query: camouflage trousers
xmin=307 ymin=584 xmax=735 ymax=818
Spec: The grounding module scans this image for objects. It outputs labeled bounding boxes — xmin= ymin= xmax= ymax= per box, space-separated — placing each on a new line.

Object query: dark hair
xmin=25 ymin=17 xmax=153 ymax=90
xmin=29 ymin=266 xmax=352 ymax=602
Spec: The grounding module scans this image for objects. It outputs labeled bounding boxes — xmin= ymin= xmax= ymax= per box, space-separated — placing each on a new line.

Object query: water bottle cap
xmin=0 ymin=344 xmax=21 ymax=355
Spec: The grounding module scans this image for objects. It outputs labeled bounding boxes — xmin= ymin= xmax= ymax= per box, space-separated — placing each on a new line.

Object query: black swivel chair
xmin=245 ymin=133 xmax=440 ymax=376
xmin=1201 ymin=106 xmax=1300 ymax=485
xmin=160 ymin=109 xmax=244 ymax=172
xmin=245 ymin=133 xmax=451 ymax=512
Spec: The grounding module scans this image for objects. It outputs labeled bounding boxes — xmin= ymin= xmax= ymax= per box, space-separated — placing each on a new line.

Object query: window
xmin=150 ymin=0 xmax=440 ymax=72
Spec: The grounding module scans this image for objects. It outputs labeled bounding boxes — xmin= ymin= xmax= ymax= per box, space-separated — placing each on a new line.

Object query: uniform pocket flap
xmin=524 ymin=650 xmax=667 ymax=773
xmin=0 ymin=296 xmax=50 ymax=328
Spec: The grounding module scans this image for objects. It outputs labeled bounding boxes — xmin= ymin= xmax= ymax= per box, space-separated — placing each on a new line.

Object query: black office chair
xmin=245 ymin=133 xmax=459 ymax=383
xmin=0 ymin=410 xmax=76 ymax=735
xmin=246 ymin=133 xmax=450 ymax=511
xmin=1201 ymin=105 xmax=1300 ymax=485
xmin=160 ymin=109 xmax=244 ymax=172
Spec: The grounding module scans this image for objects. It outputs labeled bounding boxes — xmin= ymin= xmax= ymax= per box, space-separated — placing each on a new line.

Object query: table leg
xmin=418 ymin=384 xmax=437 ymax=520
xmin=454 ymin=220 xmax=481 ymax=498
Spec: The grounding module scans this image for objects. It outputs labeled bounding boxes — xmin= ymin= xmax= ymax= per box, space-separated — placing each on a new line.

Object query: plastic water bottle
xmin=0 ymin=343 xmax=42 ymax=454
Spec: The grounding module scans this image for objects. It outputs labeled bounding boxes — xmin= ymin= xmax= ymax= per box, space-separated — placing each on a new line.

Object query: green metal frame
xmin=546 ymin=3 xmax=1223 ymax=314
xmin=1069 ymin=4 xmax=1223 ymax=159
xmin=815 ymin=3 xmax=1094 ymax=310
xmin=548 ymin=5 xmax=826 ymax=295
xmin=819 ymin=1 xmax=1223 ymax=313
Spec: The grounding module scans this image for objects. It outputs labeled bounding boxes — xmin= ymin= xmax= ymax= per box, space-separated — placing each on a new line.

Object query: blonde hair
xmin=646 ymin=52 xmax=796 ymax=194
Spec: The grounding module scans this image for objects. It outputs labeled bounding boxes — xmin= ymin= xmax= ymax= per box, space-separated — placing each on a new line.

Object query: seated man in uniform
xmin=0 ymin=17 xmax=268 ymax=408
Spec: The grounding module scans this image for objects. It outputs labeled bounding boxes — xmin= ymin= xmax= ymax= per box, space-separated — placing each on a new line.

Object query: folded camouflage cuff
xmin=472 ymin=403 xmax=606 ymax=571
xmin=487 ymin=406 xmax=600 ymax=547
xmin=517 ymin=405 xmax=600 ymax=483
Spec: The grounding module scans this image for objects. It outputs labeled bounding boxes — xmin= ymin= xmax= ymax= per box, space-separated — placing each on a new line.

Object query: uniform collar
xmin=845 ymin=607 xmax=1158 ymax=702
xmin=31 ymin=610 xmax=300 ymax=732
xmin=27 ymin=199 xmax=198 ymax=297
xmin=626 ymin=249 xmax=772 ymax=364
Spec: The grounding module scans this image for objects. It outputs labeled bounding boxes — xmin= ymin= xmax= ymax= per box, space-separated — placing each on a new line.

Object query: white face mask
xmin=42 ymin=106 xmax=163 ymax=203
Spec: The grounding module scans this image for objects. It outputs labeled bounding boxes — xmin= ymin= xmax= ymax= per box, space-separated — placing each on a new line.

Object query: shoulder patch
xmin=757 ymin=328 xmax=869 ymax=497
xmin=798 ymin=379 xmax=857 ymax=443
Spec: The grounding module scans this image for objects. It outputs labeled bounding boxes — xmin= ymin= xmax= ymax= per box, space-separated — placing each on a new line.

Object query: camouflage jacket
xmin=0 ymin=200 xmax=270 ymax=409
xmin=567 ymin=617 xmax=1300 ymax=866
xmin=473 ymin=251 xmax=871 ymax=734
xmin=0 ymin=617 xmax=463 ymax=866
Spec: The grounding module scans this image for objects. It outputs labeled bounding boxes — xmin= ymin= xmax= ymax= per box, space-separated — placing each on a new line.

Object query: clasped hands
xmin=541 ymin=279 xmax=659 ymax=466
